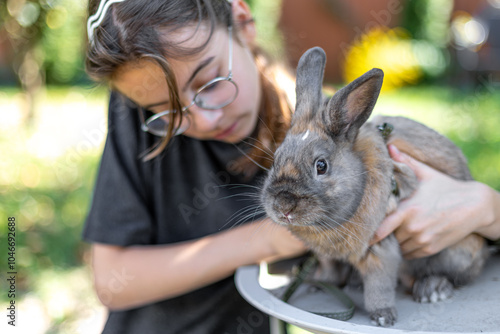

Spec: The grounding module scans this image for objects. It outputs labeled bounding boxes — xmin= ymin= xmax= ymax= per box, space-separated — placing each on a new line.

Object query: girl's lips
xmin=215 ymin=121 xmax=238 ymax=140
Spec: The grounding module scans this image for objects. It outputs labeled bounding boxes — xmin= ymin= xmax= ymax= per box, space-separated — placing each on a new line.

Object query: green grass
xmin=0 ymin=85 xmax=108 ymax=332
xmin=374 ymin=84 xmax=500 ymax=190
xmin=287 ymin=324 xmax=315 ymax=333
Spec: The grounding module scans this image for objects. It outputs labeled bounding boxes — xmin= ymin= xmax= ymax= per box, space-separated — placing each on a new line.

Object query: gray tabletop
xmin=235 ymin=253 xmax=500 ymax=334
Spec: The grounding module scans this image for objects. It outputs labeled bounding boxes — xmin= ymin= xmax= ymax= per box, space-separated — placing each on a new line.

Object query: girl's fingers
xmin=388 ymin=144 xmax=434 ymax=180
xmin=399 ymin=238 xmax=423 ymax=256
xmin=371 ymin=207 xmax=409 ymax=245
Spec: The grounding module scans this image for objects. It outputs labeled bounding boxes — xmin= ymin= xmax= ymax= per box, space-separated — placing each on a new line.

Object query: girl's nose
xmin=187 ymin=105 xmax=224 ymax=133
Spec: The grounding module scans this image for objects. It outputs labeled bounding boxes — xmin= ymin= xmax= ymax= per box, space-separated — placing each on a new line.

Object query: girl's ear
xmin=232 ymin=0 xmax=256 ymax=46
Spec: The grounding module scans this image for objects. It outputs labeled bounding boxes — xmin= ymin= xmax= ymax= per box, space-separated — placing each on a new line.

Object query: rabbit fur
xmin=261 ymin=47 xmax=488 ymax=327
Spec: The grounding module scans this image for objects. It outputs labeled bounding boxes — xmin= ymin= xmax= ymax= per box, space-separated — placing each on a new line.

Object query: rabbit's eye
xmin=316 ymin=159 xmax=328 ymax=175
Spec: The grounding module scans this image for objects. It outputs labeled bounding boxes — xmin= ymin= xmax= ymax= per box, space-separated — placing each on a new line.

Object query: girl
xmin=83 ymin=0 xmax=500 ymax=333
xmin=83 ymin=0 xmax=306 ymax=333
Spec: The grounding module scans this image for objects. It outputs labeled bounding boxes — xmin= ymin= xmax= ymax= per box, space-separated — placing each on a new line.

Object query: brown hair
xmin=86 ymin=0 xmax=293 ymax=177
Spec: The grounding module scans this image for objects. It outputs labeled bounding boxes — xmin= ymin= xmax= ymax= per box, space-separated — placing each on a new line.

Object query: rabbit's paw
xmin=413 ymin=276 xmax=453 ymax=303
xmin=370 ymin=307 xmax=397 ymax=327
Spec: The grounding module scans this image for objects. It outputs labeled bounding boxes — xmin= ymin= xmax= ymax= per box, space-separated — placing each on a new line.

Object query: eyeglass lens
xmin=146 ymin=115 xmax=184 ymax=135
xmin=145 ymin=79 xmax=238 ymax=136
xmin=193 ymin=79 xmax=238 ymax=110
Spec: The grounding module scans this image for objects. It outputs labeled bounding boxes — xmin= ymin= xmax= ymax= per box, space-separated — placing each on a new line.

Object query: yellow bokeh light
xmin=343 ymin=27 xmax=422 ymax=91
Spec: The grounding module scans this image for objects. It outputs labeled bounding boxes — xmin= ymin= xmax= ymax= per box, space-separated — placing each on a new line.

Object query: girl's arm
xmin=91 ymin=218 xmax=306 ymax=310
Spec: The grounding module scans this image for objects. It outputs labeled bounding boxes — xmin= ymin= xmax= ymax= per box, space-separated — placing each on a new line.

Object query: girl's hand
xmin=258 ymin=219 xmax=308 ymax=263
xmin=371 ymin=145 xmax=494 ymax=259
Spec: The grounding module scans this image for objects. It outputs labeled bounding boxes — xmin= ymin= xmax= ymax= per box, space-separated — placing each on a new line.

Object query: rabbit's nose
xmin=278 ymin=190 xmax=298 ymax=202
xmin=275 ymin=191 xmax=299 ymax=218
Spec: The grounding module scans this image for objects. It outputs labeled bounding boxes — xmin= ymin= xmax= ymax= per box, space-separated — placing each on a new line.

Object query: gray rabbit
xmin=261 ymin=47 xmax=488 ymax=326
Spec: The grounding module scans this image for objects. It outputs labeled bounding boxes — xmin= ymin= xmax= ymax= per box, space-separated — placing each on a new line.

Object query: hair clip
xmin=87 ymin=0 xmax=126 ymax=43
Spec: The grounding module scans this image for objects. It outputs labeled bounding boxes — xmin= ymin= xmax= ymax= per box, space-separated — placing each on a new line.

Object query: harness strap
xmin=281 ymin=256 xmax=355 ymax=322
xmin=377 ymin=122 xmax=399 ymax=197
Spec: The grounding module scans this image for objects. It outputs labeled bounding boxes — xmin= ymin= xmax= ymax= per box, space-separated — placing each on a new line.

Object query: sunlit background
xmin=0 ymin=0 xmax=499 ymax=333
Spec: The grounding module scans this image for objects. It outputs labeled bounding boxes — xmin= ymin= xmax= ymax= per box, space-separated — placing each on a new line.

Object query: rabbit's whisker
xmin=325 ymin=214 xmax=376 ymax=256
xmin=316 ymin=221 xmax=343 ymax=247
xmin=220 ymin=204 xmax=264 ymax=230
xmin=247 ymin=217 xmax=282 ymax=243
xmin=239 ymin=138 xmax=275 ymax=161
xmin=241 ymin=135 xmax=275 ymax=158
xmin=323 ymin=210 xmax=373 ymax=232
xmin=233 ymin=144 xmax=270 ymax=171
xmin=218 ymin=183 xmax=263 ymax=191
xmin=317 ymin=220 xmax=357 ymax=254
xmin=256 ymin=115 xmax=279 ymax=150
xmin=230 ymin=209 xmax=267 ymax=230
xmin=318 ymin=214 xmax=371 ymax=257
xmin=217 ymin=193 xmax=261 ymax=201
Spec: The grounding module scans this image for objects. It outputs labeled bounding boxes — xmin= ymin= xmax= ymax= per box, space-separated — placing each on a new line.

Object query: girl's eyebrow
xmin=182 ymin=56 xmax=215 ymax=92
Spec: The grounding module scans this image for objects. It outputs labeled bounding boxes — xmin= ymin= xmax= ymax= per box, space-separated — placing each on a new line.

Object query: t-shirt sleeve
xmin=82 ymin=92 xmax=155 ymax=246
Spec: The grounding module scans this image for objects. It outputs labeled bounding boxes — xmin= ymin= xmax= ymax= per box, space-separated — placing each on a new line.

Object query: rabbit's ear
xmin=293 ymin=47 xmax=326 ymax=125
xmin=326 ymin=68 xmax=384 ymax=141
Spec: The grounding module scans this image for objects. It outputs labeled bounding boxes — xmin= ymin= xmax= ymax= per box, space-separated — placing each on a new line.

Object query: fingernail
xmin=387 ymin=145 xmax=401 ymax=160
xmin=389 ymin=144 xmax=400 ymax=156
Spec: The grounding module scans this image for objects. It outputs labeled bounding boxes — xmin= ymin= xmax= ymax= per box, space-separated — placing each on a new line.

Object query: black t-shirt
xmin=83 ymin=93 xmax=270 ymax=334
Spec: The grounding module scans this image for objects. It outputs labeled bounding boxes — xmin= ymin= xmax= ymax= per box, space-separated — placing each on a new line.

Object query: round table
xmin=235 ymin=254 xmax=500 ymax=334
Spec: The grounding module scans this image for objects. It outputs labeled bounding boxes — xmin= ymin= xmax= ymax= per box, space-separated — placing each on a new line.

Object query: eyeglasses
xmin=140 ymin=23 xmax=238 ymax=137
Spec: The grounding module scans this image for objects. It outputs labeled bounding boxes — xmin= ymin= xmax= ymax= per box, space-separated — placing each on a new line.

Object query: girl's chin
xmin=229 ymin=121 xmax=259 ymax=143
xmin=220 ymin=117 xmax=258 ymax=143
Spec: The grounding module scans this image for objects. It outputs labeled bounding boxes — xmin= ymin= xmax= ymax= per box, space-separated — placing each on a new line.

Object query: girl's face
xmin=113 ymin=21 xmax=261 ymax=143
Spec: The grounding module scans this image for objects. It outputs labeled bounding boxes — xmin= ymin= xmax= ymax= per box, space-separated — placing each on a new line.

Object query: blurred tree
xmin=400 ymin=0 xmax=453 ymax=79
xmin=0 ymin=0 xmax=87 ymax=122
xmin=1 ymin=0 xmax=48 ymax=122
xmin=41 ymin=0 xmax=87 ymax=84
xmin=402 ymin=0 xmax=452 ymax=46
